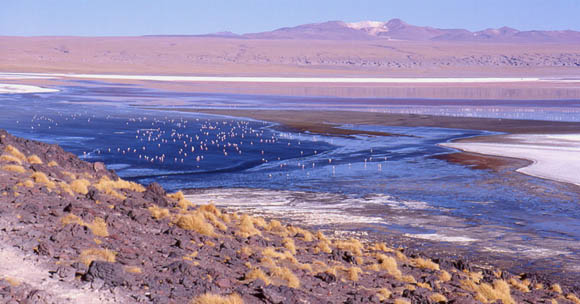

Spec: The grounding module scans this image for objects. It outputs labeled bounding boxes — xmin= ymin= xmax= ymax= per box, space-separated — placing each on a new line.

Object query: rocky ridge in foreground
xmin=0 ymin=129 xmax=579 ymax=304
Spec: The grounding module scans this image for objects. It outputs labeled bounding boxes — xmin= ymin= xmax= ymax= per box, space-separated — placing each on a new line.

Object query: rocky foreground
xmin=0 ymin=129 xmax=579 ymax=304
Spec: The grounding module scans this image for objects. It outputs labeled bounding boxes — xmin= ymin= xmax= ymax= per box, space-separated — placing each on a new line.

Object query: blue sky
xmin=1 ymin=0 xmax=579 ymax=36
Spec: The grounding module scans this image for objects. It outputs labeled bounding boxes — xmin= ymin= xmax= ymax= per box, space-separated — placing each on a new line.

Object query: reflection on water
xmin=1 ymin=81 xmax=580 ymax=279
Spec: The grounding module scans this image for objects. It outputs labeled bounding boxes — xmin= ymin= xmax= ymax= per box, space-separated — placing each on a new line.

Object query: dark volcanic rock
xmin=82 ymin=261 xmax=127 ymax=287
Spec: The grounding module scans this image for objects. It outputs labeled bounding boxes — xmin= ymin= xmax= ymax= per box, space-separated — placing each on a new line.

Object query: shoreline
xmin=0 ymin=83 xmax=59 ymax=94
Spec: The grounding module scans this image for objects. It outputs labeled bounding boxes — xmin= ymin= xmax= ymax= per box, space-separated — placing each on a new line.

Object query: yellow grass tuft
xmin=176 ymin=213 xmax=215 ymax=236
xmin=86 ymin=217 xmax=109 ymax=237
xmin=2 ymin=164 xmax=26 ymax=173
xmin=270 ymin=266 xmax=300 ymax=288
xmin=551 ymin=283 xmax=563 ymax=294
xmin=190 ymin=293 xmax=244 ymax=304
xmin=5 ymin=145 xmax=26 ymax=161
xmin=376 ymin=254 xmax=402 ymax=279
xmin=167 ymin=190 xmax=186 ymax=201
xmin=346 ymin=266 xmax=363 ymax=281
xmin=567 ymin=293 xmax=580 ymax=304
xmin=439 ymin=270 xmax=452 ymax=282
xmin=61 ymin=214 xmax=108 ymax=237
xmin=79 ymin=248 xmax=116 ymax=266
xmin=239 ymin=246 xmax=252 ymax=256
xmin=125 ymin=266 xmax=142 ymax=274
xmin=370 ymin=242 xmax=394 ymax=252
xmin=48 ymin=160 xmax=58 ymax=167
xmin=3 ymin=276 xmax=21 ymax=287
xmin=31 ymin=171 xmax=56 ymax=188
xmin=148 ymin=205 xmax=170 ymax=220
xmin=93 ymin=176 xmax=144 ymax=200
xmin=58 ymin=182 xmax=74 ymax=196
xmin=411 ymin=257 xmax=440 ymax=271
xmin=61 ymin=213 xmax=85 ymax=226
xmin=509 ymin=278 xmax=530 ymax=293
xmin=265 ymin=219 xmax=288 ymax=236
xmin=394 ymin=298 xmax=411 ymax=304
xmin=402 ymin=274 xmax=417 ymax=284
xmin=237 ymin=214 xmax=261 ymax=238
xmin=418 ymin=282 xmax=432 ymax=290
xmin=429 ymin=293 xmax=448 ymax=303
xmin=283 ymin=238 xmax=297 ymax=255
xmin=200 ymin=209 xmax=227 ymax=231
xmin=245 ymin=268 xmax=271 ymax=285
xmin=334 ymin=238 xmax=363 ymax=256
xmin=0 ymin=154 xmax=22 ymax=165
xmin=287 ymin=226 xmax=314 ymax=241
xmin=315 ymin=238 xmax=332 ymax=254
xmin=199 ymin=204 xmax=222 ymax=217
xmin=27 ymin=155 xmax=43 ymax=164
xmin=376 ymin=288 xmax=392 ymax=301
xmin=70 ymin=179 xmax=91 ymax=195
xmin=534 ymin=283 xmax=544 ymax=290
xmin=22 ymin=179 xmax=34 ymax=188
xmin=462 ymin=279 xmax=515 ymax=304
xmin=262 ymin=247 xmax=298 ymax=264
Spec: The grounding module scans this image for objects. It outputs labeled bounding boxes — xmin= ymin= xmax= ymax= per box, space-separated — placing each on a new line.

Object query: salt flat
xmin=0 ymin=83 xmax=59 ymax=94
xmin=442 ymin=134 xmax=580 ymax=186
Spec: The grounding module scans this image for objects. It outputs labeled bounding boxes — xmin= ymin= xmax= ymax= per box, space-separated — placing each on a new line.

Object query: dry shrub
xmin=148 ymin=205 xmax=170 ymax=220
xmin=418 ymin=282 xmax=432 ymax=290
xmin=79 ymin=248 xmax=116 ymax=266
xmin=287 ymin=226 xmax=313 ymax=241
xmin=94 ymin=176 xmax=144 ymax=200
xmin=439 ymin=270 xmax=452 ymax=282
xmin=48 ymin=160 xmax=58 ymax=167
xmin=411 ymin=257 xmax=440 ymax=271
xmin=22 ymin=179 xmax=34 ymax=188
xmin=283 ymin=238 xmax=296 ymax=255
xmin=370 ymin=242 xmax=394 ymax=252
xmin=58 ymin=182 xmax=74 ymax=196
xmin=31 ymin=171 xmax=56 ymax=188
xmin=429 ymin=293 xmax=448 ymax=303
xmin=509 ymin=278 xmax=530 ymax=292
xmin=237 ymin=214 xmax=261 ymax=238
xmin=199 ymin=204 xmax=222 ymax=217
xmin=5 ymin=145 xmax=26 ymax=161
xmin=567 ymin=293 xmax=580 ymax=304
xmin=27 ymin=155 xmax=43 ymax=164
xmin=265 ymin=219 xmax=288 ymax=236
xmin=200 ymin=209 xmax=227 ymax=231
xmin=551 ymin=283 xmax=563 ymax=294
xmin=402 ymin=274 xmax=417 ymax=284
xmin=61 ymin=214 xmax=108 ymax=237
xmin=2 ymin=164 xmax=26 ymax=173
xmin=245 ymin=268 xmax=271 ymax=285
xmin=167 ymin=190 xmax=186 ymax=202
xmin=3 ymin=277 xmax=21 ymax=287
xmin=315 ymin=239 xmax=332 ymax=254
xmin=125 ymin=266 xmax=142 ymax=274
xmin=462 ymin=279 xmax=515 ymax=304
xmin=262 ymin=247 xmax=298 ymax=264
xmin=70 ymin=179 xmax=91 ymax=195
xmin=334 ymin=238 xmax=363 ymax=256
xmin=61 ymin=213 xmax=85 ymax=226
xmin=86 ymin=217 xmax=109 ymax=237
xmin=376 ymin=254 xmax=402 ymax=279
xmin=376 ymin=288 xmax=392 ymax=301
xmin=190 ymin=293 xmax=244 ymax=304
xmin=270 ymin=266 xmax=300 ymax=288
xmin=0 ymin=154 xmax=22 ymax=165
xmin=239 ymin=246 xmax=252 ymax=256
xmin=176 ymin=213 xmax=215 ymax=236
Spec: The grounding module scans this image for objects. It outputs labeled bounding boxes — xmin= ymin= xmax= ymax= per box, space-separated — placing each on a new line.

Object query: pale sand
xmin=0 ymin=83 xmax=59 ymax=94
xmin=442 ymin=134 xmax=580 ymax=186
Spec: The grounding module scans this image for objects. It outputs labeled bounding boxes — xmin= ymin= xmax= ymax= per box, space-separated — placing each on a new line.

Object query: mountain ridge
xmin=163 ymin=18 xmax=580 ymax=43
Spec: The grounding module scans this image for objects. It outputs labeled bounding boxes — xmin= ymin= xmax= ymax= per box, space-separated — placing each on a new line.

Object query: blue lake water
xmin=1 ymin=81 xmax=580 ymax=277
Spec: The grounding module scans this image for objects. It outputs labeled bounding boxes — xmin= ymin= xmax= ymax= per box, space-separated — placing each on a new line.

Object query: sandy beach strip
xmin=3 ymin=72 xmax=577 ymax=84
xmin=0 ymin=83 xmax=59 ymax=94
xmin=441 ymin=134 xmax=580 ymax=186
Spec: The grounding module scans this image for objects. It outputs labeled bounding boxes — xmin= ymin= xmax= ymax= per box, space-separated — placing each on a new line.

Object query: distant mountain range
xmin=154 ymin=19 xmax=580 ymax=43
